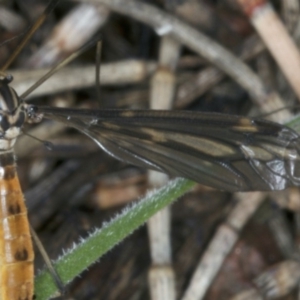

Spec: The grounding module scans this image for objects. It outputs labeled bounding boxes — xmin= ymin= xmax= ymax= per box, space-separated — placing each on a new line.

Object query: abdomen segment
xmin=0 ymin=151 xmax=34 ymax=300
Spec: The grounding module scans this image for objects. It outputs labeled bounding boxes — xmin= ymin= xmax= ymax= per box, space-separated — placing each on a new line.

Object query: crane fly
xmin=0 ymin=2 xmax=300 ymax=300
xmin=0 ymin=71 xmax=299 ymax=298
xmin=0 ymin=75 xmax=300 ymax=299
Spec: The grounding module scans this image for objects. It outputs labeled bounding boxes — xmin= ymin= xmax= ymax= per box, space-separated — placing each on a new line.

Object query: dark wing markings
xmin=34 ymin=107 xmax=300 ymax=192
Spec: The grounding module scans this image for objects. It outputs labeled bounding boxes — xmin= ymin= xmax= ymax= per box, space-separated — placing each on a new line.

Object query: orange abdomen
xmin=0 ymin=151 xmax=34 ymax=300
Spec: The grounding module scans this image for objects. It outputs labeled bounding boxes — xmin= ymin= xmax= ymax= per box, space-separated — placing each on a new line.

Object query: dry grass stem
xmin=11 ymin=60 xmax=156 ymax=98
xmin=182 ymin=192 xmax=265 ymax=300
xmin=26 ymin=3 xmax=109 ymax=67
xmin=85 ymin=0 xmax=288 ymax=118
xmin=147 ymin=36 xmax=180 ymax=300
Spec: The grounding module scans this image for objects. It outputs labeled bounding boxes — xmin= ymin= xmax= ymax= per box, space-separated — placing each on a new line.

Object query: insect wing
xmin=33 ymin=106 xmax=300 ymax=192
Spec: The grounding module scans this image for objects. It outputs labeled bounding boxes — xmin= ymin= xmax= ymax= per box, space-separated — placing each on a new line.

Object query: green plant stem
xmin=35 ymin=178 xmax=195 ymax=299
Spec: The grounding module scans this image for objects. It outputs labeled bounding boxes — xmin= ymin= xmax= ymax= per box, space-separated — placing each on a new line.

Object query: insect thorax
xmin=0 ymin=75 xmax=26 ymax=150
